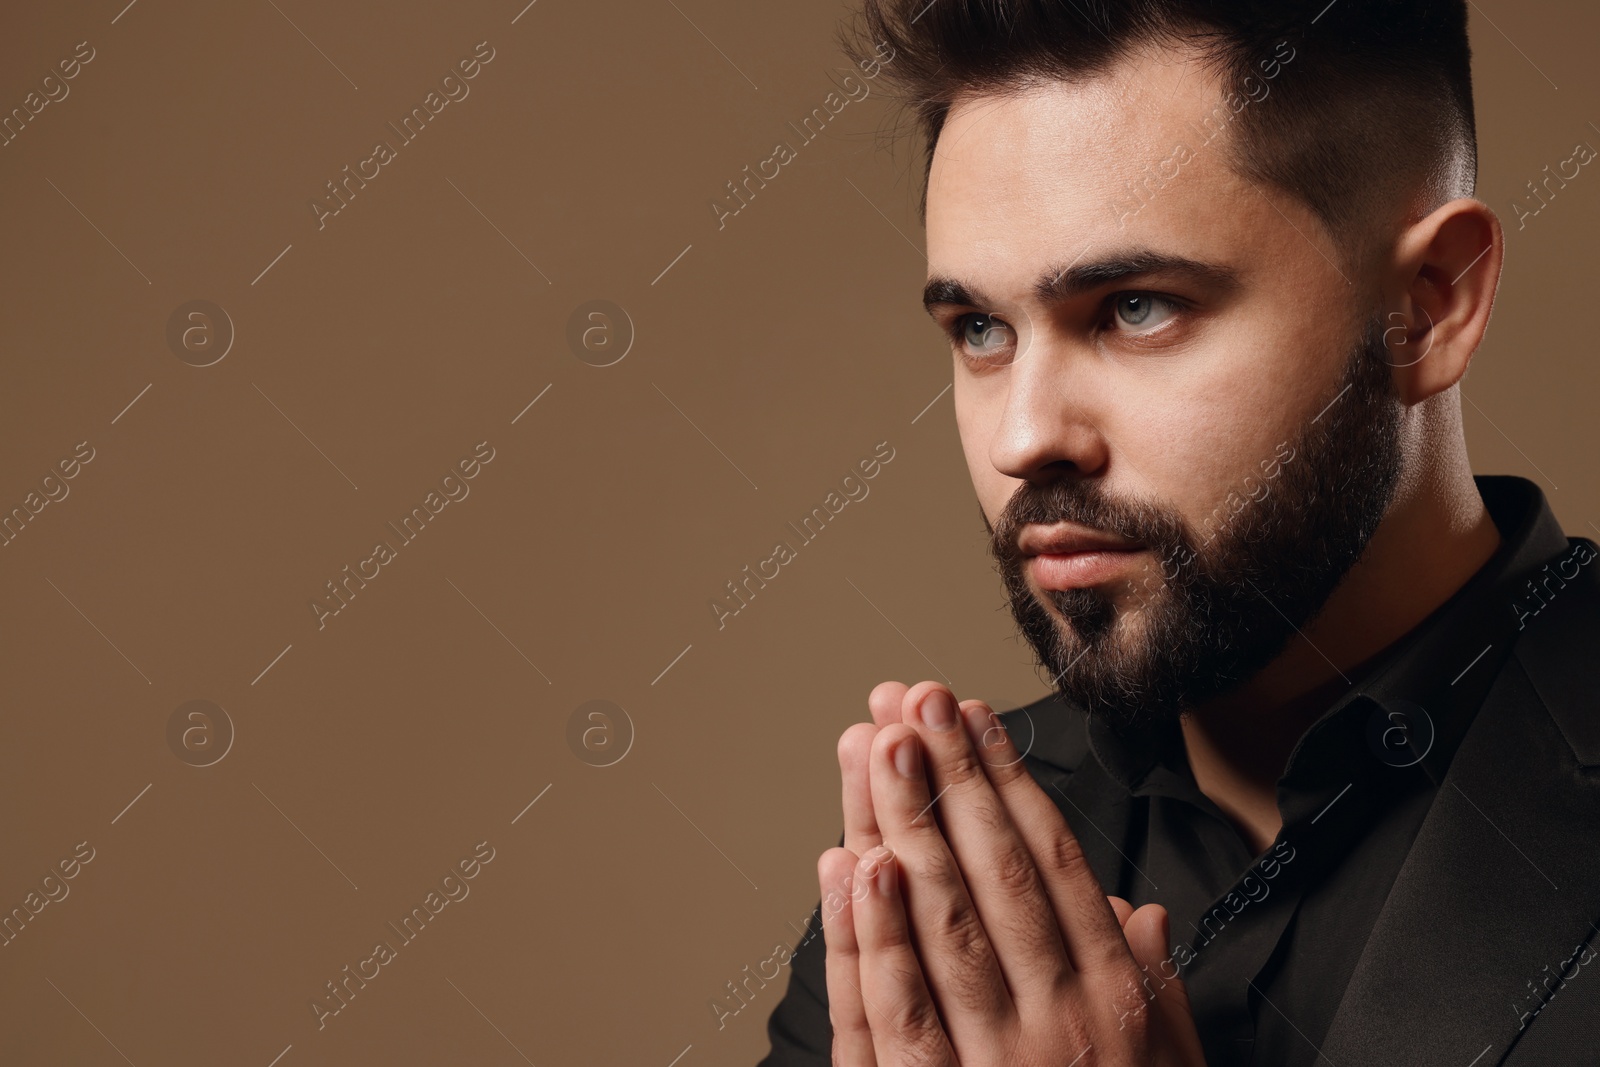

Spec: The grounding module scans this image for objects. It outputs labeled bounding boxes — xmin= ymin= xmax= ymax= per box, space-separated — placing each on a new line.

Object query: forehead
xmin=924 ymin=45 xmax=1295 ymax=297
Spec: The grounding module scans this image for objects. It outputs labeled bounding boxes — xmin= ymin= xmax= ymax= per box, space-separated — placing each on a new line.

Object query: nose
xmin=986 ymin=333 xmax=1111 ymax=486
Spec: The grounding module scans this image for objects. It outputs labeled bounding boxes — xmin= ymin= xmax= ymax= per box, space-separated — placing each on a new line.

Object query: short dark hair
xmin=840 ymin=0 xmax=1477 ymax=257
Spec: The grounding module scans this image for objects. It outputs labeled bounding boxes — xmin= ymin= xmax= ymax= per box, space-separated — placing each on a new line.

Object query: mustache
xmin=986 ymin=478 xmax=1190 ymax=564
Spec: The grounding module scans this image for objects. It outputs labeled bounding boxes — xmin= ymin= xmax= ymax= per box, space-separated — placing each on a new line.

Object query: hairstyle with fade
xmin=839 ymin=0 xmax=1478 ymax=266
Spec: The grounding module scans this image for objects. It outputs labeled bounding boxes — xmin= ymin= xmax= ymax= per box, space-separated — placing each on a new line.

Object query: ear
xmin=1382 ymin=198 xmax=1503 ymax=405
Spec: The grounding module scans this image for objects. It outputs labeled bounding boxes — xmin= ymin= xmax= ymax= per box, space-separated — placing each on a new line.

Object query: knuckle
xmin=900 ymin=849 xmax=962 ymax=907
xmin=1041 ymin=827 xmax=1095 ymax=883
xmin=828 ymin=938 xmax=861 ymax=966
xmin=933 ymin=895 xmax=989 ymax=955
xmin=1001 ymin=911 xmax=1069 ymax=978
xmin=981 ymin=746 xmax=1028 ymax=784
xmin=1101 ymin=972 xmax=1155 ymax=1046
xmin=1066 ymin=905 xmax=1124 ymax=971
xmin=826 ymin=1003 xmax=863 ymax=1033
xmin=1055 ymin=1006 xmax=1097 ymax=1050
xmin=902 ymin=1038 xmax=948 ymax=1067
xmin=929 ymin=906 xmax=1001 ymax=1013
xmin=940 ymin=747 xmax=987 ymax=791
xmin=882 ymin=984 xmax=946 ymax=1055
xmin=1096 ymin=963 xmax=1151 ymax=1037
xmin=989 ymin=842 xmax=1041 ymax=895
xmin=966 ymin=795 xmax=1014 ymax=838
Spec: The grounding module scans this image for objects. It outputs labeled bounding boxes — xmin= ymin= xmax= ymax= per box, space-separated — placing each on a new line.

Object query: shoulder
xmin=1512 ymin=535 xmax=1600 ymax=767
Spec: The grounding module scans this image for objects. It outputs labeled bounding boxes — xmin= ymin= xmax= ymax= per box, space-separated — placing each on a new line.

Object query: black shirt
xmin=759 ymin=474 xmax=1579 ymax=1067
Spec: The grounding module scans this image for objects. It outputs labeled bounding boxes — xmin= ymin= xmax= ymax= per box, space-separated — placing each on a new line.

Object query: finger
xmin=839 ymin=723 xmax=883 ymax=857
xmin=958 ymin=699 xmax=1131 ymax=977
xmin=852 ymin=846 xmax=957 ymax=1067
xmin=1108 ymin=895 xmax=1135 ymax=928
xmin=900 ymin=682 xmax=1069 ymax=1000
xmin=819 ymin=847 xmax=876 ymax=1067
xmin=1125 ymin=905 xmax=1207 ymax=1064
xmin=868 ymin=680 xmax=909 ymax=727
xmin=868 ymin=724 xmax=1012 ymax=1031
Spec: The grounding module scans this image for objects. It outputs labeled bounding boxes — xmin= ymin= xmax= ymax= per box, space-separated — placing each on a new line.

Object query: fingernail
xmin=864 ymin=846 xmax=897 ymax=896
xmin=920 ymin=689 xmax=957 ymax=731
xmin=893 ymin=737 xmax=922 ymax=778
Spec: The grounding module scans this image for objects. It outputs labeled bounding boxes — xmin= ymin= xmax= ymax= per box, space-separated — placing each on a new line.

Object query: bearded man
xmin=758 ymin=2 xmax=1600 ymax=1065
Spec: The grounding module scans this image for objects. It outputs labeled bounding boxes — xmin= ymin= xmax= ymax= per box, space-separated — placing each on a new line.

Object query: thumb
xmin=1125 ymin=904 xmax=1208 ymax=1065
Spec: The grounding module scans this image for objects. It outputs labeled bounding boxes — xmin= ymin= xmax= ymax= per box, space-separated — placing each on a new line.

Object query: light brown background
xmin=0 ymin=1 xmax=1595 ymax=1064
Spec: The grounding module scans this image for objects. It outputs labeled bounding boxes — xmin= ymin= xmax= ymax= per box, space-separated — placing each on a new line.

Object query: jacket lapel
xmin=1320 ymin=552 xmax=1600 ymax=1065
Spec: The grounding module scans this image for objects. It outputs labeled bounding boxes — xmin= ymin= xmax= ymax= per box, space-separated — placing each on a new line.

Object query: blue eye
xmin=1112 ymin=293 xmax=1178 ymax=331
xmin=952 ymin=313 xmax=1013 ymax=360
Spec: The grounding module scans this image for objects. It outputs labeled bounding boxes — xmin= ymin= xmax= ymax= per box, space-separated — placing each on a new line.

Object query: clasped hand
xmin=819 ymin=680 xmax=1207 ymax=1067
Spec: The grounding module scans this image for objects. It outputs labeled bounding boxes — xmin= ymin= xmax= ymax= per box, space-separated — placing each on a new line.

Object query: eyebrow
xmin=921 ymin=250 xmax=1242 ymax=315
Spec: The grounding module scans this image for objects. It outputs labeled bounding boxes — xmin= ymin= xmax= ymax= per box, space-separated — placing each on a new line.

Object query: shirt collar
xmin=1086 ymin=474 xmax=1574 ymax=795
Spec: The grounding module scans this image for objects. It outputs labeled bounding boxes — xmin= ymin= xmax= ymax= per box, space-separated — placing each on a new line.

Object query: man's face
xmin=924 ymin=47 xmax=1405 ymax=730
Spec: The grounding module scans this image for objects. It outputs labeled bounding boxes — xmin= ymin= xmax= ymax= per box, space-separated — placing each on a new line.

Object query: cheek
xmin=1113 ymin=352 xmax=1301 ymax=529
xmin=954 ymin=385 xmax=1012 ymax=522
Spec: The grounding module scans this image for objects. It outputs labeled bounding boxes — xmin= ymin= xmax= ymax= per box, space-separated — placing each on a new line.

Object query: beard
xmin=986 ymin=315 xmax=1405 ymax=735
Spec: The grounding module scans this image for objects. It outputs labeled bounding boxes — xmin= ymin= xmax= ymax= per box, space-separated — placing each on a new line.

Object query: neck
xmin=1180 ymin=437 xmax=1502 ymax=854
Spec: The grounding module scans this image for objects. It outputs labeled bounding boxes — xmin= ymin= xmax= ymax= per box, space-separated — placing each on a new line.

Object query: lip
xmin=1018 ymin=522 xmax=1144 ymax=557
xmin=1019 ymin=523 xmax=1146 ymax=591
